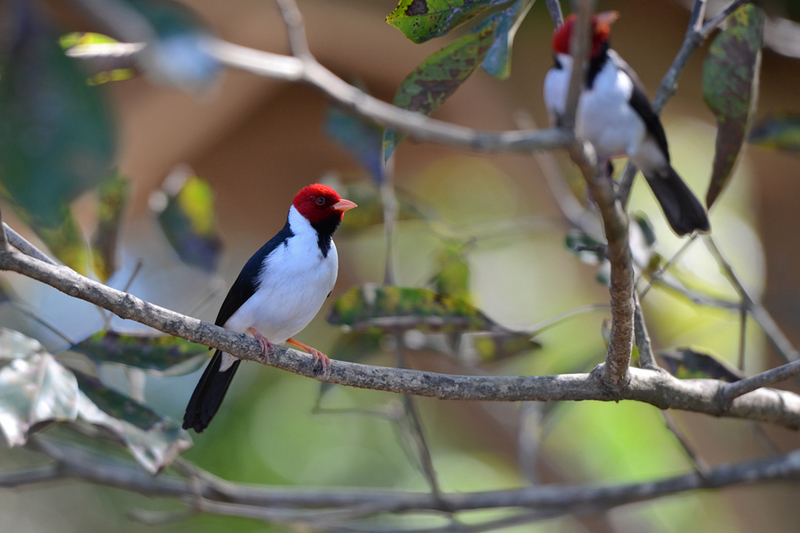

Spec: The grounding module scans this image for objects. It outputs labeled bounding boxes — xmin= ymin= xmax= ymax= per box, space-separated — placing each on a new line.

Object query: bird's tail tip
xmin=644 ymin=166 xmax=710 ymax=237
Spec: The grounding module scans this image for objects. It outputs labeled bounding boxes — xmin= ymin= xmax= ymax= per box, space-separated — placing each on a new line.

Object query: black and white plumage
xmin=543 ymin=12 xmax=710 ymax=236
xmin=183 ymin=184 xmax=356 ymax=433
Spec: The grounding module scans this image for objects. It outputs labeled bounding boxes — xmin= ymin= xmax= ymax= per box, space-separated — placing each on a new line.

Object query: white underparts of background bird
xmin=543 ymin=12 xmax=710 ymax=236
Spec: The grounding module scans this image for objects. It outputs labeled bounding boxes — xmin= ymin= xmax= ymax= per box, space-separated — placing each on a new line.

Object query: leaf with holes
xmin=151 ymin=167 xmax=222 ymax=273
xmin=481 ymin=0 xmax=534 ymax=80
xmin=70 ymin=330 xmax=208 ymax=377
xmin=384 ymin=12 xmax=502 ymax=160
xmin=73 ymin=371 xmax=191 ymax=473
xmin=91 ymin=174 xmax=130 ymax=282
xmin=660 ymin=347 xmax=744 ymax=382
xmin=386 ymin=0 xmax=511 ymax=44
xmin=324 ymin=104 xmax=385 ymax=183
xmin=0 ymin=5 xmax=115 ymax=230
xmin=748 ymin=113 xmax=800 ymax=153
xmin=702 ymin=4 xmax=765 ymax=208
xmin=327 ymin=284 xmax=508 ymax=332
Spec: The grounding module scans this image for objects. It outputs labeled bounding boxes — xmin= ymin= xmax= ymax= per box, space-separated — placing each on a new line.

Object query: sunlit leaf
xmin=481 ymin=0 xmax=534 ymax=80
xmin=702 ymin=4 xmax=765 ymax=208
xmin=386 ymin=0 xmax=511 ymax=43
xmin=91 ymin=174 xmax=130 ymax=282
xmin=60 ymin=32 xmax=137 ymax=86
xmin=70 ymin=330 xmax=208 ymax=377
xmin=748 ymin=113 xmax=800 ymax=153
xmin=327 ymin=284 xmax=506 ymax=332
xmin=0 ymin=5 xmax=116 ymax=229
xmin=73 ymin=371 xmax=192 ymax=473
xmin=151 ymin=166 xmax=222 ymax=273
xmin=384 ymin=12 xmax=503 ymax=159
xmin=0 ymin=328 xmax=43 ymax=361
xmin=431 ymin=240 xmax=472 ymax=303
xmin=325 ymin=104 xmax=385 ymax=183
xmin=0 ymin=352 xmax=79 ymax=446
xmin=660 ymin=347 xmax=744 ymax=382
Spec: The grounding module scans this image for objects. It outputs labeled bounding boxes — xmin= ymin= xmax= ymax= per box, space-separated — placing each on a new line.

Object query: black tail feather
xmin=644 ymin=166 xmax=710 ymax=237
xmin=183 ymin=350 xmax=241 ymax=433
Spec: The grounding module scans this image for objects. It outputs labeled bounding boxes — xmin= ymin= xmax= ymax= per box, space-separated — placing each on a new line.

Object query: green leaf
xmin=327 ymin=284 xmax=505 ymax=332
xmin=386 ymin=0 xmax=511 ymax=44
xmin=660 ymin=347 xmax=744 ymax=382
xmin=151 ymin=167 xmax=222 ymax=273
xmin=481 ymin=0 xmax=534 ymax=80
xmin=0 ymin=352 xmax=79 ymax=446
xmin=73 ymin=371 xmax=192 ymax=473
xmin=431 ymin=240 xmax=472 ymax=304
xmin=0 ymin=5 xmax=116 ymax=229
xmin=324 ymin=103 xmax=385 ymax=183
xmin=91 ymin=174 xmax=130 ymax=282
xmin=384 ymin=12 xmax=503 ymax=159
xmin=70 ymin=330 xmax=208 ymax=377
xmin=748 ymin=113 xmax=800 ymax=153
xmin=702 ymin=4 xmax=765 ymax=208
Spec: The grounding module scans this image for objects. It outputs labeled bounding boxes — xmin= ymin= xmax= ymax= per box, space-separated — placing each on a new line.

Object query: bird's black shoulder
xmin=608 ymin=50 xmax=670 ymax=159
xmin=214 ymin=220 xmax=294 ymax=327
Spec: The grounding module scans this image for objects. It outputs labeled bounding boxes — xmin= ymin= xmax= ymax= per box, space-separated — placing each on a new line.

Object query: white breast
xmin=576 ymin=58 xmax=645 ymax=159
xmin=223 ymin=206 xmax=338 ymax=344
xmin=543 ymin=53 xmax=572 ymax=121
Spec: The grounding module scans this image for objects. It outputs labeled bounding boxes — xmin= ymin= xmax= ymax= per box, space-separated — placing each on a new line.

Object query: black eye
xmin=315 ymin=197 xmax=326 ymax=206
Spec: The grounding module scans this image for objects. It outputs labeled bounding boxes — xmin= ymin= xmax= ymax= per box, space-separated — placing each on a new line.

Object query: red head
xmin=292 ymin=183 xmax=357 ymax=224
xmin=552 ymin=11 xmax=619 ymax=58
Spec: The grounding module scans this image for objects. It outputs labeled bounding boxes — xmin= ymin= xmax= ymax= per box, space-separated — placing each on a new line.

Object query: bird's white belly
xmin=224 ymin=242 xmax=338 ymax=344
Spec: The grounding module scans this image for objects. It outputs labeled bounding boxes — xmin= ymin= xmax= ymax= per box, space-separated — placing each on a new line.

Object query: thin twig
xmin=562 ymin=0 xmax=596 ymax=130
xmin=639 ymin=234 xmax=698 ymax=301
xmin=381 ymin=161 xmax=398 ymax=286
xmin=525 ymin=303 xmax=610 ymax=337
xmin=738 ymin=305 xmax=748 ymax=371
xmin=661 ymin=411 xmax=711 ymax=478
xmin=633 ymin=292 xmax=659 ymax=370
xmin=3 ymin=223 xmax=56 ymax=265
xmin=274 ymin=0 xmax=312 ymax=58
xmin=546 ymin=0 xmax=564 ymax=27
xmin=721 ymin=359 xmax=800 ymax=404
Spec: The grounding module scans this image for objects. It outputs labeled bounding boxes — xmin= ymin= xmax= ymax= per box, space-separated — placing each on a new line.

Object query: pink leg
xmin=286 ymin=338 xmax=331 ymax=376
xmin=248 ymin=327 xmax=275 ymax=364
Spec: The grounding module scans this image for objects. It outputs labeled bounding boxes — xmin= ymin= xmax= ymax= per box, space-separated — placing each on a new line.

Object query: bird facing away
xmin=183 ymin=184 xmax=357 ymax=433
xmin=543 ymin=12 xmax=710 ymax=236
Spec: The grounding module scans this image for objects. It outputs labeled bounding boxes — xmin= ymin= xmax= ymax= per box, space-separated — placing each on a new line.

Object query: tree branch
xmin=2 ymin=245 xmax=799 ymax=427
xmin=13 ymin=437 xmax=800 ymax=525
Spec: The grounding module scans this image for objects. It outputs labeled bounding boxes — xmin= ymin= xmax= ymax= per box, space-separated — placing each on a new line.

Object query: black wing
xmin=214 ymin=220 xmax=294 ymax=327
xmin=608 ymin=50 xmax=670 ymax=162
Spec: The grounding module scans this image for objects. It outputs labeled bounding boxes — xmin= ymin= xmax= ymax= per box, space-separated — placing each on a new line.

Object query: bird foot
xmin=248 ymin=327 xmax=274 ymax=364
xmin=287 ymin=337 xmax=331 ymax=376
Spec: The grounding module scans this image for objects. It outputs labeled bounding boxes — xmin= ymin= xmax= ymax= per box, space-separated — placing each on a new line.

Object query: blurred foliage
xmin=702 ymin=4 xmax=765 ymax=208
xmin=749 ymin=113 xmax=800 ymax=152
xmin=151 ymin=167 xmax=223 ymax=273
xmin=325 ymin=102 xmax=385 ymax=183
xmin=70 ymin=330 xmax=208 ymax=377
xmin=431 ymin=240 xmax=473 ymax=304
xmin=335 ymin=181 xmax=425 ymax=234
xmin=91 ymin=174 xmax=130 ymax=282
xmin=660 ymin=347 xmax=745 ymax=382
xmin=60 ymin=32 xmax=136 ymax=85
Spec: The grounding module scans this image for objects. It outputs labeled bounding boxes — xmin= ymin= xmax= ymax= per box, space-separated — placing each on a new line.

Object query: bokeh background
xmin=2 ymin=0 xmax=800 ymax=531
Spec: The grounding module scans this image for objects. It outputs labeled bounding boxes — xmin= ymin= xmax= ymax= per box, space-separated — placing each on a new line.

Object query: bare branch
xmin=204 ymin=39 xmax=573 ymax=153
xmin=662 ymin=411 xmax=711 ymax=477
xmin=3 ymin=223 xmax=56 ymax=265
xmin=722 ymin=359 xmax=800 ymax=404
xmin=634 ymin=292 xmax=658 ymax=370
xmin=2 ymin=246 xmax=799 ymax=427
xmin=562 ymin=0 xmax=595 ymax=130
xmin=16 ymin=437 xmax=800 ymax=523
xmin=546 ymin=0 xmax=564 ymax=27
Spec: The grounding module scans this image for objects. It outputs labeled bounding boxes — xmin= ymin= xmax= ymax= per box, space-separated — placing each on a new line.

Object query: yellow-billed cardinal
xmin=544 ymin=12 xmax=710 ymax=236
xmin=183 ymin=184 xmax=356 ymax=433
